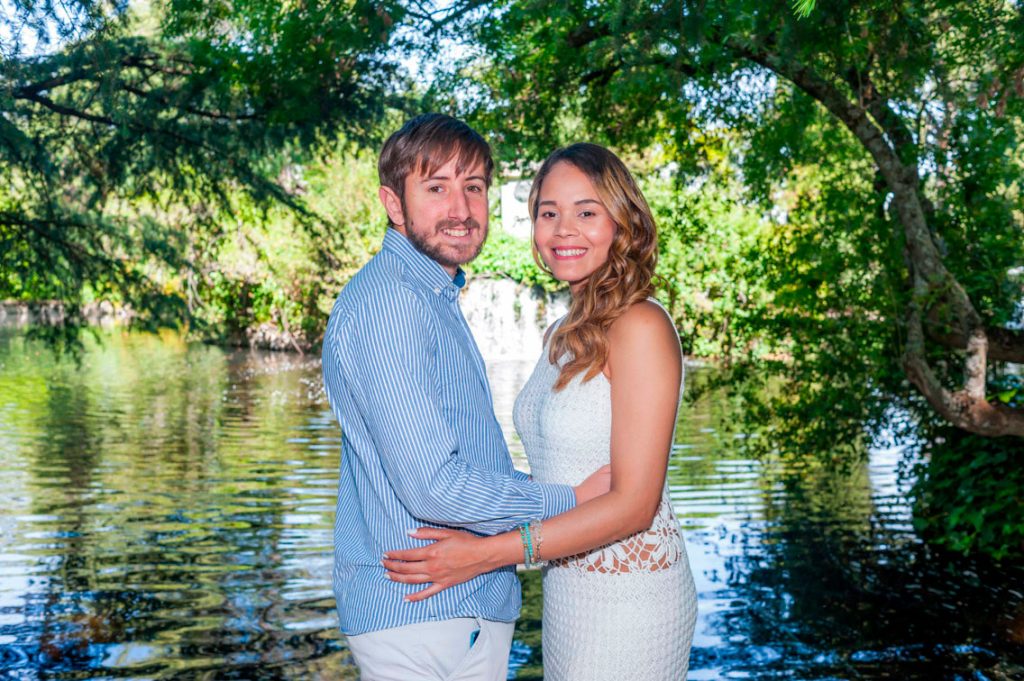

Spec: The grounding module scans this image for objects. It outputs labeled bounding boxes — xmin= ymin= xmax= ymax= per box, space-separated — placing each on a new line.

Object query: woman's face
xmin=533 ymin=161 xmax=617 ymax=294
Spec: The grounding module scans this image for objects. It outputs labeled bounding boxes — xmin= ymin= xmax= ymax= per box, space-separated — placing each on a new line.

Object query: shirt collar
xmin=382 ymin=228 xmax=466 ymax=300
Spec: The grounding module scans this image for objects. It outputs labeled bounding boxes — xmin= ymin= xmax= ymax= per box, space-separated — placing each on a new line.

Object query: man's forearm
xmin=403 ymin=460 xmax=575 ymax=535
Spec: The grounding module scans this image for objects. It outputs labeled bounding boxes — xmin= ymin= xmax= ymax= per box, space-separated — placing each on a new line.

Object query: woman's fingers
xmin=382 ymin=528 xmax=461 ymax=560
xmin=385 ymin=569 xmax=432 ymax=584
xmin=407 ymin=527 xmax=460 ymax=540
xmin=404 ymin=583 xmax=448 ymax=603
xmin=383 ymin=547 xmax=430 ymax=561
xmin=381 ymin=557 xmax=426 ymax=573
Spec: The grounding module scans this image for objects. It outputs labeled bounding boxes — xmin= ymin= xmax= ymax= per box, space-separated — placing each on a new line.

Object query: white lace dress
xmin=512 ymin=313 xmax=699 ymax=680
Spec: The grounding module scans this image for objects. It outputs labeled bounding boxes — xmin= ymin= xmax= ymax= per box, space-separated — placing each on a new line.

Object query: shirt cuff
xmin=535 ymin=482 xmax=576 ymax=518
xmin=511 ymin=468 xmax=531 ymax=483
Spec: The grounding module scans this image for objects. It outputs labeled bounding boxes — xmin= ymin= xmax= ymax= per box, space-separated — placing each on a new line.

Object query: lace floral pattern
xmin=550 ymin=497 xmax=683 ymax=573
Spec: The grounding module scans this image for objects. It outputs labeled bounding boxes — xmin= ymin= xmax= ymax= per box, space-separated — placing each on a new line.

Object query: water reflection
xmin=0 ymin=330 xmax=353 ymax=679
xmin=672 ymin=383 xmax=1024 ymax=680
xmin=0 ymin=330 xmax=1022 ymax=679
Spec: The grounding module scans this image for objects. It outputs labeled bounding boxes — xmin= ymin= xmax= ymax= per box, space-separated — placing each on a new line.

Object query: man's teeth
xmin=555 ymin=248 xmax=586 ymax=256
xmin=443 ymin=228 xmax=469 ymax=237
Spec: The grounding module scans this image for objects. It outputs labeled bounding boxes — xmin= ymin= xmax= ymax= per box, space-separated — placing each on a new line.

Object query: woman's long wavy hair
xmin=529 ymin=143 xmax=658 ymax=390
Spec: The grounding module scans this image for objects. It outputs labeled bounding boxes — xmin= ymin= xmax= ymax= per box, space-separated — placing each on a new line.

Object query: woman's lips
xmin=552 ymin=247 xmax=587 ymax=260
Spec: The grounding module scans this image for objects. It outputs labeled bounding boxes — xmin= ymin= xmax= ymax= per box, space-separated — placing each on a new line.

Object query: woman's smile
xmin=534 ymin=161 xmax=616 ymax=292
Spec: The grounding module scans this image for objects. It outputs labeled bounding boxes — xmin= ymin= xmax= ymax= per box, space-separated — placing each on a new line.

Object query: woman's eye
xmin=579 ymin=210 xmax=595 ymax=218
xmin=540 ymin=211 xmax=557 ymax=219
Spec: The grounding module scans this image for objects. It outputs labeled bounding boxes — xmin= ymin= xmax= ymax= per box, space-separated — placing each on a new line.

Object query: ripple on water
xmin=2 ymin=331 xmax=1024 ymax=679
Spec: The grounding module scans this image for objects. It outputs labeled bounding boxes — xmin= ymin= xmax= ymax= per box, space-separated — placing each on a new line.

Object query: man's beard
xmin=405 ymin=217 xmax=487 ymax=271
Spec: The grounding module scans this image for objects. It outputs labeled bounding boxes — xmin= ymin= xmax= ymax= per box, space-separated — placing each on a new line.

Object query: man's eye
xmin=428 ymin=185 xmax=444 ymax=193
xmin=467 ymin=185 xmax=484 ymax=193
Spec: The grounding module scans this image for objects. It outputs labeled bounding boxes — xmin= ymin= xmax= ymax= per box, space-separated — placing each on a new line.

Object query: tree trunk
xmin=731 ymin=41 xmax=1024 ymax=437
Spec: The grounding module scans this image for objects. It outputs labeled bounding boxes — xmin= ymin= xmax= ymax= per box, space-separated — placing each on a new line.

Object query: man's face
xmin=380 ymin=155 xmax=489 ymax=275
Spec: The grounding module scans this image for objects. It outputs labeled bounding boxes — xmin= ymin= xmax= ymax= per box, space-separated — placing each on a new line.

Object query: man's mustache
xmin=436 ymin=217 xmax=482 ymax=232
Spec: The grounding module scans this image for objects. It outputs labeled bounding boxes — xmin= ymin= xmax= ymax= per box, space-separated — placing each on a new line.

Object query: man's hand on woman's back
xmin=574 ymin=464 xmax=612 ymax=505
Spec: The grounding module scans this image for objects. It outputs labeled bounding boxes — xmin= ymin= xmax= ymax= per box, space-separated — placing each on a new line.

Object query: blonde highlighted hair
xmin=529 ymin=143 xmax=658 ymax=390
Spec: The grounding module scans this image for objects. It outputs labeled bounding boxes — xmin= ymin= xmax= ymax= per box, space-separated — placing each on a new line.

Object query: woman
xmin=383 ymin=143 xmax=698 ymax=680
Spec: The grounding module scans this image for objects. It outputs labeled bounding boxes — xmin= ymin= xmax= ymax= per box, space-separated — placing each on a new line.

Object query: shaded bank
xmin=1 ymin=277 xmax=568 ymax=357
xmin=0 ymin=302 xmax=132 ymax=327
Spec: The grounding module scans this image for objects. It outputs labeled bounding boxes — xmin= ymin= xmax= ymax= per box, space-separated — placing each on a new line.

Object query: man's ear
xmin=379 ymin=186 xmax=405 ymax=228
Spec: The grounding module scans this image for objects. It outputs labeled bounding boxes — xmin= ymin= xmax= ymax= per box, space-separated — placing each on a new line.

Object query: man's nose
xmin=448 ymin=190 xmax=470 ymax=222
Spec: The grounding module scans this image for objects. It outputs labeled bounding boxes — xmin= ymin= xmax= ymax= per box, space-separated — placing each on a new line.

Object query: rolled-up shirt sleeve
xmin=329 ymin=286 xmax=575 ymax=535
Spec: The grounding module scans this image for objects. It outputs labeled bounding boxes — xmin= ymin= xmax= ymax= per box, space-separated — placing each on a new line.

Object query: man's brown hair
xmin=378 ymin=114 xmax=494 ymax=226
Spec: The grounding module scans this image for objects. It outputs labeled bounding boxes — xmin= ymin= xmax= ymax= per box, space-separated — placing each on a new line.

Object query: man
xmin=321 ymin=113 xmax=609 ymax=680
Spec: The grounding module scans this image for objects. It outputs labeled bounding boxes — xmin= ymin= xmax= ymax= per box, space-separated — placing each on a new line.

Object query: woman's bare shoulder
xmin=606 ymin=300 xmax=681 ymax=376
xmin=608 ymin=300 xmax=677 ymax=343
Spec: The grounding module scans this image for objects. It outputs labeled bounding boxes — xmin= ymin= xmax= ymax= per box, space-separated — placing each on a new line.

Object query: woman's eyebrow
xmin=538 ymin=198 xmax=601 ymax=206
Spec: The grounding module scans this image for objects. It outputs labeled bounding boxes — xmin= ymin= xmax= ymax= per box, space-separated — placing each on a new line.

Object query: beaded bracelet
xmin=519 ymin=523 xmax=534 ymax=568
xmin=528 ymin=519 xmax=543 ymax=562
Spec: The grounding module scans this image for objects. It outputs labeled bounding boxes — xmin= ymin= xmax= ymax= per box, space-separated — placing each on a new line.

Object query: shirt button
xmin=433 ymin=287 xmax=441 ymax=294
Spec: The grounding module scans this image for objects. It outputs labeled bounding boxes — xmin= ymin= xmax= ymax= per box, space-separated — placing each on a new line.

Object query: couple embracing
xmin=321 ymin=113 xmax=698 ymax=681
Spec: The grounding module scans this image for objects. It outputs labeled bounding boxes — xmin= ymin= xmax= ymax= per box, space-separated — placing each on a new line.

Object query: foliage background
xmin=3 ymin=0 xmax=1023 ymax=559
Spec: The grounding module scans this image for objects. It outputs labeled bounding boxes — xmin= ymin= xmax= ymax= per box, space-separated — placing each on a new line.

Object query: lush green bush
xmin=912 ymin=423 xmax=1024 ymax=561
xmin=465 ymin=229 xmax=558 ymax=292
xmin=644 ymin=173 xmax=767 ymax=359
xmin=184 ymin=146 xmax=382 ymax=348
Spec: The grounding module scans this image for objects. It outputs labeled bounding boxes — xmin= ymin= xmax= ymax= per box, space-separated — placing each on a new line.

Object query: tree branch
xmin=120 ymin=82 xmax=260 ymax=121
xmin=841 ymin=66 xmax=917 ymax=160
xmin=905 ymin=297 xmax=1024 ymax=436
xmin=16 ymin=90 xmax=117 ymax=126
xmin=11 ymin=50 xmax=180 ymax=101
xmin=403 ymin=0 xmax=490 ymax=37
xmin=12 ymin=68 xmax=95 ymax=97
xmin=726 ymin=39 xmax=1024 ymax=437
xmin=927 ymin=325 xmax=1024 ymax=364
xmin=731 ymin=41 xmax=972 ymax=312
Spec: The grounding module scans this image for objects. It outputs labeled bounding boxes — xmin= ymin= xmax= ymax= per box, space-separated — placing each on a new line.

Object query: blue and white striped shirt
xmin=322 ymin=228 xmax=576 ymax=636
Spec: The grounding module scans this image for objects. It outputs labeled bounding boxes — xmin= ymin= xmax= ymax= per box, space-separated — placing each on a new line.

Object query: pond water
xmin=1 ymin=329 xmax=1022 ymax=680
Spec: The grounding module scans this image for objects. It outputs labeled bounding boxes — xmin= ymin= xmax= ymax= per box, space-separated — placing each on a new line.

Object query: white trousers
xmin=345 ymin=617 xmax=515 ymax=681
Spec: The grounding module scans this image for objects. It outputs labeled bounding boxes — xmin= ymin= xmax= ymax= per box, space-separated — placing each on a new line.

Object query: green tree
xmin=188 ymin=142 xmax=383 ymax=350
xmin=1 ymin=0 xmax=403 ymax=322
xmin=432 ymin=0 xmax=1024 ymax=445
xmin=419 ymin=0 xmax=1024 ymax=556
